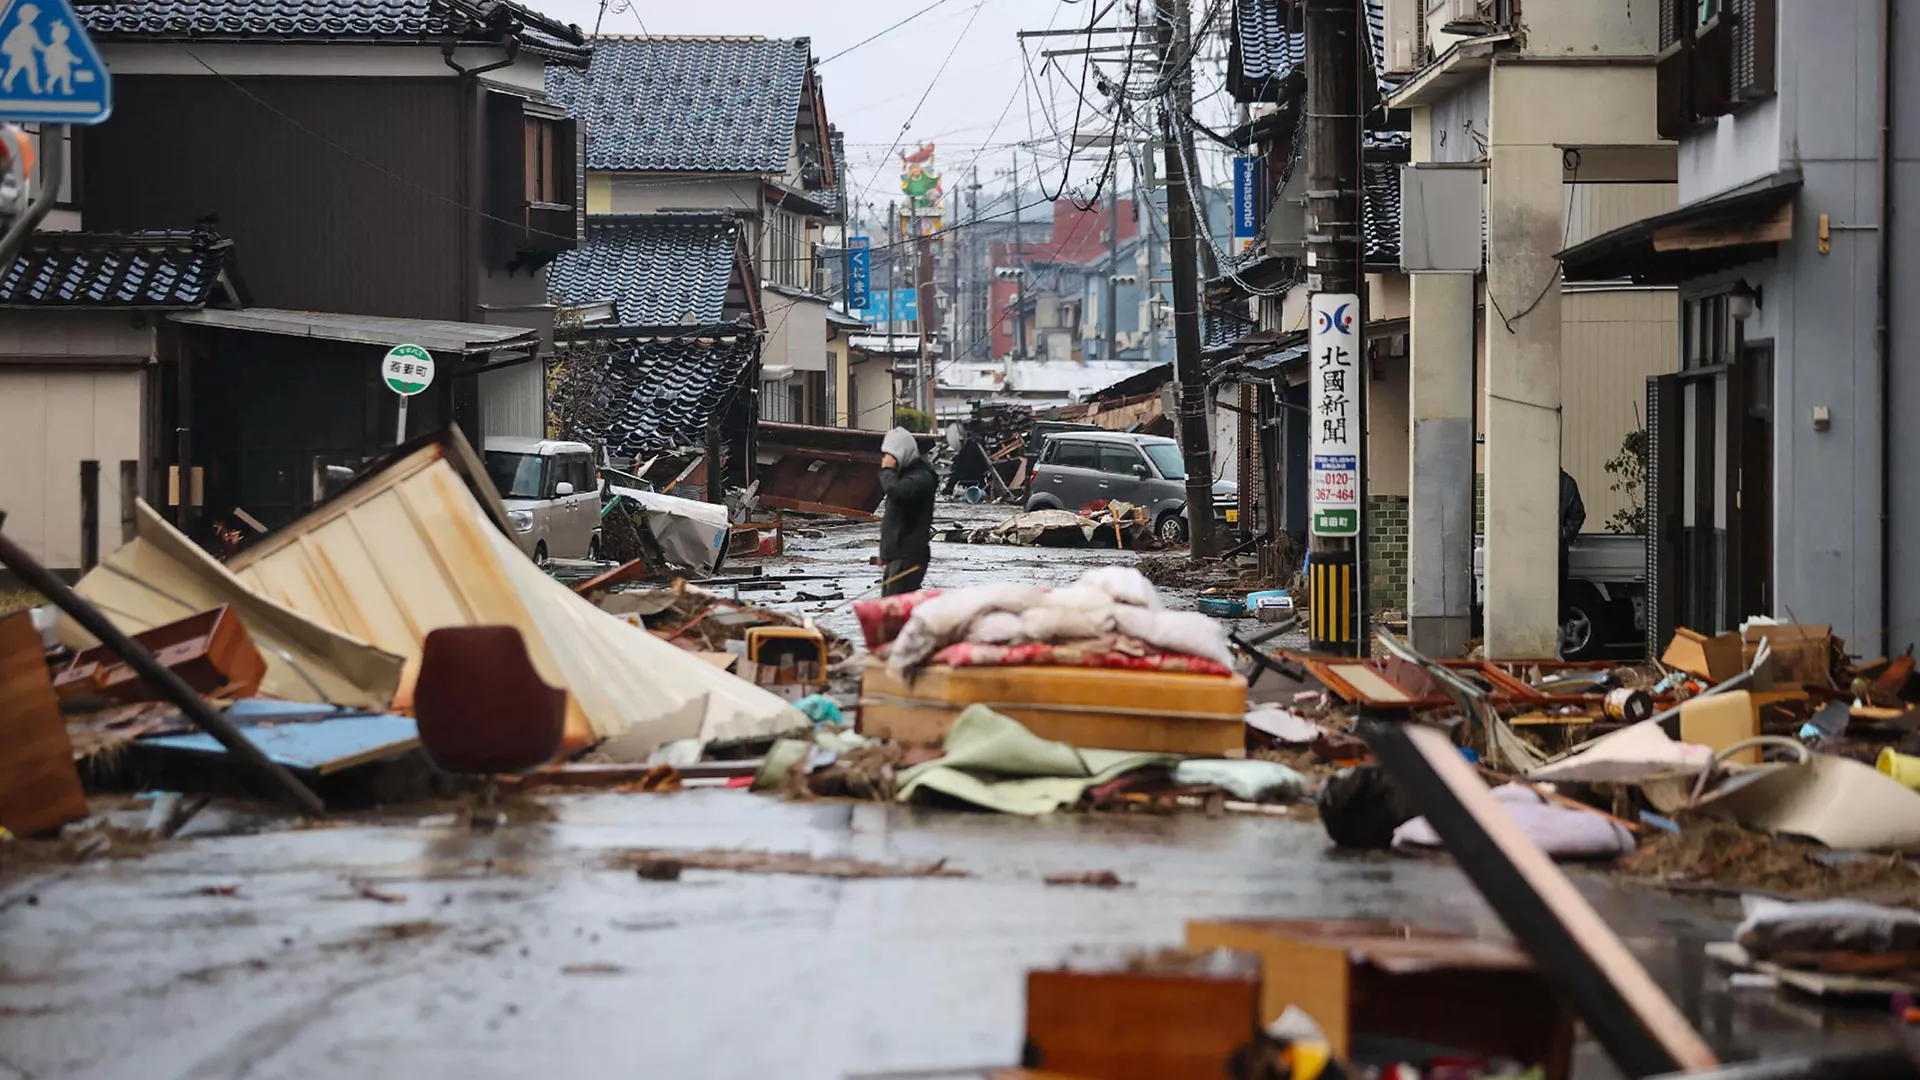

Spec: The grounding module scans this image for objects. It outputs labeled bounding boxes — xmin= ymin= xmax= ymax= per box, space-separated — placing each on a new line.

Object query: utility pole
xmin=1303 ymin=0 xmax=1366 ymax=655
xmin=1170 ymin=7 xmax=1219 ymax=283
xmin=1105 ymin=181 xmax=1120 ymax=361
xmin=969 ymin=167 xmax=983 ymax=358
xmin=1143 ymin=142 xmax=1162 ymax=366
xmin=918 ymin=227 xmax=933 ymax=416
xmin=887 ymin=201 xmax=898 ymax=420
xmin=1010 ymin=154 xmax=1027 ymax=361
xmin=1158 ymin=0 xmax=1216 ymax=559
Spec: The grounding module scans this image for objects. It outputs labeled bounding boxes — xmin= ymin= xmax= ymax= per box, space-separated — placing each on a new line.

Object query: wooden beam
xmin=1652 ymin=201 xmax=1792 ymax=252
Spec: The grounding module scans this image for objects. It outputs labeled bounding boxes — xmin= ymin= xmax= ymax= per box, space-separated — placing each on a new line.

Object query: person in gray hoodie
xmin=878 ymin=427 xmax=936 ymax=595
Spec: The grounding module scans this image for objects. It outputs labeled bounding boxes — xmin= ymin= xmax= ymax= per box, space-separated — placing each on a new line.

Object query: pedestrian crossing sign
xmin=0 ymin=0 xmax=110 ymax=124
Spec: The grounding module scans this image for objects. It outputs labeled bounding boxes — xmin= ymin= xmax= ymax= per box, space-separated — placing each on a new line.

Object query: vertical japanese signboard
xmin=1232 ymin=156 xmax=1259 ymax=254
xmin=1310 ymin=293 xmax=1360 ymax=537
xmin=848 ymin=236 xmax=871 ymax=310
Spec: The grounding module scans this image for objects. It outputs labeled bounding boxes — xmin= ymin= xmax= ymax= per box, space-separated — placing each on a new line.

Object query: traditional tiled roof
xmin=0 ymin=229 xmax=235 ymax=308
xmin=548 ymin=213 xmax=740 ymax=327
xmin=81 ymin=0 xmax=589 ymax=61
xmin=550 ymin=329 xmax=758 ymax=457
xmin=547 ymin=36 xmax=811 ymax=173
xmin=1363 ymin=158 xmax=1402 ymax=266
xmin=1229 ymin=0 xmax=1304 ymax=103
xmin=1229 ymin=0 xmax=1399 ymax=105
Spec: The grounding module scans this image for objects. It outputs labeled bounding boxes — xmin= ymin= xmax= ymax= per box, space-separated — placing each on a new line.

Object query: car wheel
xmin=588 ymin=535 xmax=602 ymax=563
xmin=1560 ymin=583 xmax=1609 ymax=661
xmin=534 ymin=541 xmax=550 ymax=569
xmin=1156 ymin=513 xmax=1190 ymax=543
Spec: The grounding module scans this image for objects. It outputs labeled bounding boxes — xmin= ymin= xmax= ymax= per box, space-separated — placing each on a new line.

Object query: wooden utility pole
xmin=1157 ymin=0 xmax=1216 ymax=558
xmin=1304 ymin=0 xmax=1367 ymax=654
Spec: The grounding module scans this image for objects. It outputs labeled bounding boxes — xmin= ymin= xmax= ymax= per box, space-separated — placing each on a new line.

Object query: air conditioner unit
xmin=1390 ymin=35 xmax=1415 ymax=73
xmin=1443 ymin=0 xmax=1497 ymax=32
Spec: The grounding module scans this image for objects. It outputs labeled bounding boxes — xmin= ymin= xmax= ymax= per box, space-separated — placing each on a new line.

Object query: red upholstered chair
xmin=413 ymin=626 xmax=567 ymax=826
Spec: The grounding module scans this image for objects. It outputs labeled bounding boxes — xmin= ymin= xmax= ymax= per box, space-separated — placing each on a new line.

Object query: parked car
xmin=1472 ymin=532 xmax=1647 ymax=660
xmin=482 ymin=437 xmax=602 ymax=565
xmin=1024 ymin=431 xmax=1236 ymax=543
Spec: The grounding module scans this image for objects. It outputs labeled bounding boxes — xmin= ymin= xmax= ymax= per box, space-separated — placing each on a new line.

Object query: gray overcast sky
xmin=529 ymin=0 xmax=1239 ymax=229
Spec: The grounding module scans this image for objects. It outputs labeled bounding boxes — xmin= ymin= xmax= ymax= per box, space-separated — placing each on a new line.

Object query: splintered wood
xmin=608 ymin=848 xmax=966 ymax=880
xmin=0 ymin=613 xmax=89 ymax=837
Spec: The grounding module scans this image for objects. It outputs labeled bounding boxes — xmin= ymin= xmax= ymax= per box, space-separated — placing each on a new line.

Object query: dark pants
xmin=883 ymin=559 xmax=927 ymax=597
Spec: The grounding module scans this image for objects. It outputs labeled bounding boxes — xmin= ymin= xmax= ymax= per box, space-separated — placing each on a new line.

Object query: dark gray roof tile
xmin=0 ymin=229 xmax=233 ymax=308
xmin=551 ymin=330 xmax=758 ymax=456
xmin=82 ymin=0 xmax=588 ymax=60
xmin=548 ymin=212 xmax=739 ymax=327
xmin=547 ymin=36 xmax=810 ymax=173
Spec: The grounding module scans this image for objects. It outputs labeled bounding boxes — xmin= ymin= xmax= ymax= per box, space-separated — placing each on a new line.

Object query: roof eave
xmin=1385 ymin=32 xmax=1514 ymax=109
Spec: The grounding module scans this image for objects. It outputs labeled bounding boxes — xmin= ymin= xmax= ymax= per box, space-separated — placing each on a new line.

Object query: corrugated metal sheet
xmin=1562 ymin=289 xmax=1679 ymax=526
xmin=224 ymin=434 xmax=801 ymax=751
xmin=1563 ymin=183 xmax=1679 ymax=249
xmin=479 ymin=360 xmax=543 ymax=439
xmin=61 ymin=502 xmax=405 ymax=710
xmin=170 ymin=308 xmax=539 ymax=354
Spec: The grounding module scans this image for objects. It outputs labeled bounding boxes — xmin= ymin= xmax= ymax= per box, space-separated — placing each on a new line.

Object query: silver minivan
xmin=1025 ymin=431 xmax=1237 ymax=543
xmin=483 ymin=437 xmax=602 ymax=564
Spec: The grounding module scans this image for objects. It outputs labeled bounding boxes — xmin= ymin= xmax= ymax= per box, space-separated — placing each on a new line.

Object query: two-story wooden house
xmin=0 ymin=0 xmax=592 ymax=569
xmin=546 ymin=35 xmax=842 ymax=424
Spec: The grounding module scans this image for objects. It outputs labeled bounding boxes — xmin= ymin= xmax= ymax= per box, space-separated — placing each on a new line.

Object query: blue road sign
xmin=863 ymin=288 xmax=920 ymax=325
xmin=1232 ymin=156 xmax=1258 ymax=248
xmin=0 ymin=0 xmax=111 ymax=125
xmin=848 ymin=236 xmax=871 ymax=311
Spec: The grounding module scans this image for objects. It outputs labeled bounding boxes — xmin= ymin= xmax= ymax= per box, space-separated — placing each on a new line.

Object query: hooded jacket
xmin=879 ymin=428 xmax=936 ymax=566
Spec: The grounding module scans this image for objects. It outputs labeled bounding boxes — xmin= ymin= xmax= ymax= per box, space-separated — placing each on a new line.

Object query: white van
xmin=482 ymin=437 xmax=601 ymax=564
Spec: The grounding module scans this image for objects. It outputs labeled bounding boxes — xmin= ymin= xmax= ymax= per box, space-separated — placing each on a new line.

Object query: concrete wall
xmin=1480 ymin=58 xmax=1662 ymax=655
xmin=600 ymin=174 xmax=763 ymax=217
xmin=827 ymin=336 xmax=852 ymax=426
xmin=1518 ymin=0 xmax=1658 ymax=58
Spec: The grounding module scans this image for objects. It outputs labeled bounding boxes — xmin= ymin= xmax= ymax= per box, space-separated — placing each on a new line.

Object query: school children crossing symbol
xmin=0 ymin=0 xmax=111 ymax=124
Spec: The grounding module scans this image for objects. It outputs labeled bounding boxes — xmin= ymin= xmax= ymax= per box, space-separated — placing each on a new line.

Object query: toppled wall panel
xmin=225 ymin=431 xmax=801 ymax=751
xmin=61 ymin=502 xmax=404 ymax=711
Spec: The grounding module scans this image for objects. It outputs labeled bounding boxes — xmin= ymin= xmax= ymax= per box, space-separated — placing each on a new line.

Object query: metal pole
xmin=396 ymin=395 xmax=409 ymax=445
xmin=0 ymin=518 xmax=326 ymax=817
xmin=1169 ymin=17 xmax=1219 ymax=283
xmin=1158 ymin=0 xmax=1217 ymax=559
xmin=1304 ymin=0 xmax=1366 ymax=654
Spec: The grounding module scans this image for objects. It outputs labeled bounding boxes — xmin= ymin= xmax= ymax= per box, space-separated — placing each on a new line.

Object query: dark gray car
xmin=1024 ymin=431 xmax=1236 ymax=543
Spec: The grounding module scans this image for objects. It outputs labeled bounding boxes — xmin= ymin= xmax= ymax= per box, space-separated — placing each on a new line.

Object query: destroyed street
xmin=7 ymin=2 xmax=1920 ymax=1079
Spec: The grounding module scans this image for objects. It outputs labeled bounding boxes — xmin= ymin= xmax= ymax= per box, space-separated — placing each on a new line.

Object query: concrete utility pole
xmin=1105 ymin=181 xmax=1120 ymax=361
xmin=1142 ymin=144 xmax=1162 ymax=366
xmin=887 ymin=201 xmax=898 ymax=418
xmin=1170 ymin=9 xmax=1218 ymax=284
xmin=1303 ymin=0 xmax=1367 ymax=654
xmin=1158 ymin=0 xmax=1216 ymax=558
xmin=1010 ymin=155 xmax=1028 ymax=361
xmin=969 ymin=167 xmax=983 ymax=358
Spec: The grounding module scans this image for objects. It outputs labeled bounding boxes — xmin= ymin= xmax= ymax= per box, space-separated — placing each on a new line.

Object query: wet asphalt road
xmin=0 ymin=504 xmax=1887 ymax=1078
xmin=0 ymin=792 xmax=1889 ymax=1080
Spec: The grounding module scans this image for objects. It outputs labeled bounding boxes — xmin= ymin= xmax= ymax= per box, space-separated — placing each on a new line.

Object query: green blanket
xmin=894 ymin=705 xmax=1178 ymax=815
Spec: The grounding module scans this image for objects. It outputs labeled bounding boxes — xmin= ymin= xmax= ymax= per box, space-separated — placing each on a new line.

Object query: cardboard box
xmin=1184 ymin=919 xmax=1575 ymax=1080
xmin=1679 ymin=690 xmax=1761 ymax=766
xmin=1663 ymin=627 xmax=1745 ymax=683
xmin=1741 ymin=623 xmax=1835 ymax=690
xmin=859 ymin=664 xmax=1247 ymax=754
xmin=1024 ymin=947 xmax=1261 ymax=1079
